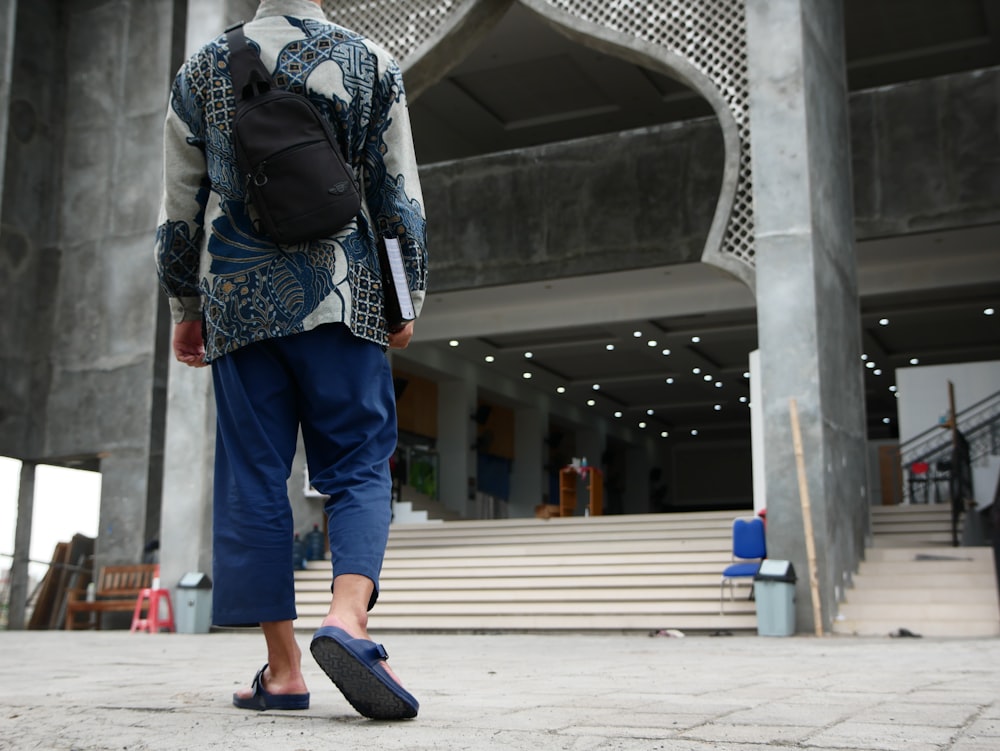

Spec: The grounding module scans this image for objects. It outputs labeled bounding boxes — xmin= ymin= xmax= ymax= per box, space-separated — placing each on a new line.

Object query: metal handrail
xmin=899 ymin=389 xmax=1000 ymax=506
xmin=899 ymin=389 xmax=1000 ymax=454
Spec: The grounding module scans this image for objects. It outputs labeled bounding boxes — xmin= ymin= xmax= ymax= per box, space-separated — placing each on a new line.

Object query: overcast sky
xmin=1 ymin=456 xmax=101 ymax=581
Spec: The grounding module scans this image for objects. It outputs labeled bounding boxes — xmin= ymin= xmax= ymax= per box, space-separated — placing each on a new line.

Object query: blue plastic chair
xmin=720 ymin=517 xmax=766 ymax=614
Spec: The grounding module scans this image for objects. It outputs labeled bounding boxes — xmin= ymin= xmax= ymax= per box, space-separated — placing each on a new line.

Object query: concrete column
xmin=746 ymin=0 xmax=868 ymax=632
xmin=624 ymin=445 xmax=651 ymax=515
xmin=0 ymin=0 xmax=15 ymax=220
xmin=96 ymin=451 xmax=152 ymax=568
xmin=510 ymin=402 xmax=546 ymax=518
xmin=6 ymin=460 xmax=34 ymax=630
xmin=437 ymin=377 xmax=477 ymax=517
xmin=158 ymin=364 xmax=215 ymax=595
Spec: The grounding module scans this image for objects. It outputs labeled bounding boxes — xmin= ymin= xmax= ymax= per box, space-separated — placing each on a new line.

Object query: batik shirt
xmin=155 ymin=0 xmax=428 ymax=362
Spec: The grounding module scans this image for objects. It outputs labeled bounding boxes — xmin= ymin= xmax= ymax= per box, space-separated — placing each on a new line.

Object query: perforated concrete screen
xmin=322 ymin=0 xmax=755 ymax=282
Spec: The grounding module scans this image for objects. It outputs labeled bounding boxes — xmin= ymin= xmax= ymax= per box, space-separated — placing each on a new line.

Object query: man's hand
xmin=173 ymin=320 xmax=208 ymax=367
xmin=388 ymin=321 xmax=414 ymax=349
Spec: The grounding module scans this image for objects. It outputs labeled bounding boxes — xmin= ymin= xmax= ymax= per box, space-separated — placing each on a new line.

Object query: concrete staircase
xmin=393 ymin=485 xmax=462 ymax=523
xmin=833 ymin=505 xmax=1000 ymax=637
xmin=294 ymin=510 xmax=758 ymax=633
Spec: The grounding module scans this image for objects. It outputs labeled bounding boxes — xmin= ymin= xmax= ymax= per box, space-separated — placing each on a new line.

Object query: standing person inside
xmin=155 ymin=0 xmax=427 ymax=720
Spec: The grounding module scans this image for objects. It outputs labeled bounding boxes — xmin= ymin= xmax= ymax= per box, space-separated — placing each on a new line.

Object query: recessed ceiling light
xmin=556 ymin=386 xmax=566 ymax=394
xmin=662 ymin=348 xmax=671 ymax=356
xmin=665 ymin=377 xmax=675 ymax=384
xmin=985 ymin=307 xmax=995 ymax=316
xmin=882 ymin=417 xmax=891 ymax=424
xmin=592 ymin=384 xmax=601 ymax=391
xmin=889 ymin=385 xmax=897 ymax=393
xmin=638 ymin=421 xmax=647 ymax=429
xmin=586 ymin=399 xmax=595 ymax=406
xmin=703 ymin=374 xmax=712 ymax=382
xmin=714 ymin=382 xmax=723 ymax=388
xmin=522 ymin=372 xmax=532 ymax=379
xmin=646 ymin=409 xmax=654 ymax=416
xmin=485 ymin=355 xmax=496 ymax=363
xmin=614 ymin=411 xmax=623 ymax=418
xmin=691 ymin=336 xmax=701 ymax=343
xmin=633 ymin=330 xmax=642 ymax=338
xmin=647 ymin=340 xmax=657 ymax=347
xmin=714 ymin=404 xmax=721 ymax=411
xmin=909 ymin=357 xmax=919 ymax=365
xmin=449 ymin=340 xmax=459 ymax=347
xmin=739 ymin=396 xmax=748 ymax=403
xmin=693 ymin=367 xmax=701 ymax=375
xmin=878 ymin=318 xmax=889 ymax=326
xmin=606 ymin=344 xmax=615 ymax=351
xmin=743 ymin=371 xmax=750 ymax=379
xmin=861 ymin=354 xmax=868 ymax=361
xmin=690 ymin=429 xmax=699 ymax=436
xmin=873 ymin=369 xmax=882 ymax=376
xmin=660 ymin=431 xmax=669 ymax=438
xmin=865 ymin=362 xmax=875 ymax=369
xmin=524 ymin=352 xmax=533 ymax=359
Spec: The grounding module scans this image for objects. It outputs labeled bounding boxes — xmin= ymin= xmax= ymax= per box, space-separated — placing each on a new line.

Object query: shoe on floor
xmin=232 ymin=664 xmax=310 ymax=711
xmin=310 ymin=626 xmax=418 ymax=720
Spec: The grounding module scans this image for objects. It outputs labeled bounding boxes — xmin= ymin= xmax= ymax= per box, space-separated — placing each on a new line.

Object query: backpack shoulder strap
xmin=225 ymin=23 xmax=273 ymax=102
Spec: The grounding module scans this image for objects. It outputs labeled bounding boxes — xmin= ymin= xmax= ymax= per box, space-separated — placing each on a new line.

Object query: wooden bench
xmin=64 ymin=564 xmax=157 ymax=630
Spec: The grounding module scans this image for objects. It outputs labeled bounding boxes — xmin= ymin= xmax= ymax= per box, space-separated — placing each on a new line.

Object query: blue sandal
xmin=232 ymin=664 xmax=310 ymax=711
xmin=310 ymin=626 xmax=418 ymax=720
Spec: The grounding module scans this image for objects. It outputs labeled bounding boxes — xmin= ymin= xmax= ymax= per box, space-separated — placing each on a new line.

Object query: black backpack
xmin=225 ymin=23 xmax=361 ymax=245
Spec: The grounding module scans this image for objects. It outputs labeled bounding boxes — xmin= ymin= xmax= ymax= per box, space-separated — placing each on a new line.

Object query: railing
xmin=897 ymin=388 xmax=1000 ymax=545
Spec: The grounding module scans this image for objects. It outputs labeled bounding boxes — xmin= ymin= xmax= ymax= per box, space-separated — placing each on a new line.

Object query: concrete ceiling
xmin=402 ymin=0 xmax=1000 ymax=443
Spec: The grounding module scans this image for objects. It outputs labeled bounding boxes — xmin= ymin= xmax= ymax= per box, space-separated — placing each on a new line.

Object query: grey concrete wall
xmin=0 ymin=0 xmax=65 ymax=459
xmin=1 ymin=1 xmax=179 ymax=570
xmin=420 ymin=67 xmax=1000 ymax=294
xmin=851 ymin=69 xmax=1000 ymax=237
xmin=0 ymin=0 xmax=16 ymax=219
xmin=420 ymin=118 xmax=724 ymax=291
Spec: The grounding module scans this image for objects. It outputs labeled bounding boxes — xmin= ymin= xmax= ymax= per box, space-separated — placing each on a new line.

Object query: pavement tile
xmin=806 ymin=720 xmax=956 ymax=751
xmin=1 ymin=631 xmax=999 ymax=751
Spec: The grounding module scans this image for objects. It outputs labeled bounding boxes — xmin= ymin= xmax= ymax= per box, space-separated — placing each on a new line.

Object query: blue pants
xmin=210 ymin=324 xmax=395 ymax=626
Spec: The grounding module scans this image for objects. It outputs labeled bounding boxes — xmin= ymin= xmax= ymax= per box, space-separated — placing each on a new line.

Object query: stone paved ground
xmin=0 ymin=630 xmax=998 ymax=750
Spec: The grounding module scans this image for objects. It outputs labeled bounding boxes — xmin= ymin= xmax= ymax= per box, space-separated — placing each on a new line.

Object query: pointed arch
xmin=325 ymin=0 xmax=756 ymax=289
xmin=518 ymin=0 xmax=754 ymax=289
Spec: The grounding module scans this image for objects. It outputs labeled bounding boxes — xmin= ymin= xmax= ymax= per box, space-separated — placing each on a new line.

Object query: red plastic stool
xmin=131 ymin=588 xmax=176 ymax=633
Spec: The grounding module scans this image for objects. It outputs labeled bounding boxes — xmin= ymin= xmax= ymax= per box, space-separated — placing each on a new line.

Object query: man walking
xmin=155 ymin=0 xmax=427 ymax=720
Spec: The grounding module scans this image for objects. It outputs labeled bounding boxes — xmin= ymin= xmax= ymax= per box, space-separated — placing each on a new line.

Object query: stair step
xmin=863 ymin=547 xmax=995 ymax=562
xmin=832 ymin=619 xmax=1000 ymax=638
xmin=843 ymin=587 xmax=997 ymax=604
xmin=307 ymin=612 xmax=759 ymax=632
xmin=837 ymin=601 xmax=999 ymax=620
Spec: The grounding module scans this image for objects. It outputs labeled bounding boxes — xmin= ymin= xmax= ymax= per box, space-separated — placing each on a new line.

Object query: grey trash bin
xmin=176 ymin=572 xmax=213 ymax=634
xmin=753 ymin=560 xmax=796 ymax=637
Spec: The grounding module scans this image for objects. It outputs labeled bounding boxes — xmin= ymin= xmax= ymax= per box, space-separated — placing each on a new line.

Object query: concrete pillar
xmin=437 ymin=376 xmax=476 ymax=517
xmin=511 ymin=402 xmax=546 ymax=517
xmin=746 ymin=0 xmax=868 ymax=632
xmin=0 ymin=0 xmax=15 ymax=220
xmin=158 ymin=364 xmax=215 ymax=595
xmin=6 ymin=460 xmax=34 ymax=630
xmin=624 ymin=445 xmax=651 ymax=515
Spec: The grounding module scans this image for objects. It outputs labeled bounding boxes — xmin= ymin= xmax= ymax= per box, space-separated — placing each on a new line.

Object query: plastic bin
xmin=175 ymin=572 xmax=213 ymax=634
xmin=753 ymin=560 xmax=797 ymax=637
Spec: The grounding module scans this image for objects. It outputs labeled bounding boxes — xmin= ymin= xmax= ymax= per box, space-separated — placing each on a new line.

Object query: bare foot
xmin=234 ymin=663 xmax=308 ymax=701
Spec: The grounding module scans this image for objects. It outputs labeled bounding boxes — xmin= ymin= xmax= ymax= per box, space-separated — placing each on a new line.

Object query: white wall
xmin=896 ymin=360 xmax=1000 ymax=508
